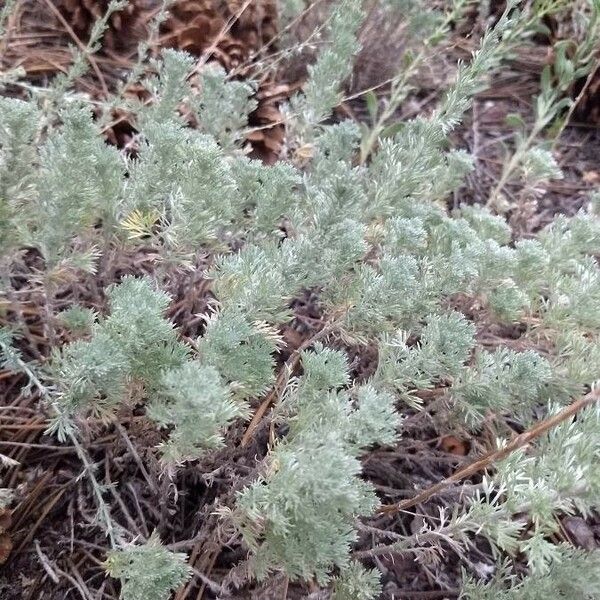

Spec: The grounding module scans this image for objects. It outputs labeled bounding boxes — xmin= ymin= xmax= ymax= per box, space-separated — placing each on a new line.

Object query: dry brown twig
xmin=379 ymin=391 xmax=600 ymax=515
xmin=240 ymin=320 xmax=337 ymax=447
xmin=40 ymin=0 xmax=110 ymax=97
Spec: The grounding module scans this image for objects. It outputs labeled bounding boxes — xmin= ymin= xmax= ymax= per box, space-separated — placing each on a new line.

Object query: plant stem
xmin=69 ymin=430 xmax=119 ymax=549
xmin=359 ymin=51 xmax=424 ymax=164
xmin=379 ymin=391 xmax=600 ymax=515
xmin=486 ymin=124 xmax=542 ymax=209
xmin=240 ymin=320 xmax=338 ymax=447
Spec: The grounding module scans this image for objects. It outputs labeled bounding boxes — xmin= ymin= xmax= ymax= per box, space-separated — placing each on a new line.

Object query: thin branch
xmin=240 ymin=320 xmax=337 ymax=447
xmin=40 ymin=0 xmax=109 ymax=98
xmin=552 ymin=57 xmax=600 ymax=150
xmin=379 ymin=391 xmax=600 ymax=515
xmin=193 ymin=0 xmax=255 ymax=74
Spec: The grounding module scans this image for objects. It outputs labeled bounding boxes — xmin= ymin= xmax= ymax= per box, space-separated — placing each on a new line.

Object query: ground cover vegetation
xmin=1 ymin=0 xmax=600 ymax=598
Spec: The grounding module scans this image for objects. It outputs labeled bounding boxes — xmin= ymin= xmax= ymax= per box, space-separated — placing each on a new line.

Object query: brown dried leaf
xmin=0 ymin=533 xmax=12 ymax=565
xmin=582 ymin=170 xmax=600 ymax=184
xmin=440 ymin=435 xmax=468 ymax=456
xmin=0 ymin=508 xmax=12 ymax=534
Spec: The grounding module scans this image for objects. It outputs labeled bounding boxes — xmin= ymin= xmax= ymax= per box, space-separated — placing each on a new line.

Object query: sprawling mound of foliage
xmin=2 ymin=0 xmax=600 ymax=598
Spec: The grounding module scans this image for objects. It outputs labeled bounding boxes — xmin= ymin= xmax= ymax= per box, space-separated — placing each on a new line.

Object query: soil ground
xmin=1 ymin=1 xmax=599 ymax=598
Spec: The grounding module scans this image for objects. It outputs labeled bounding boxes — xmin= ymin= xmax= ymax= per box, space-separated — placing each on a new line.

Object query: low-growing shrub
xmin=2 ymin=0 xmax=600 ymax=598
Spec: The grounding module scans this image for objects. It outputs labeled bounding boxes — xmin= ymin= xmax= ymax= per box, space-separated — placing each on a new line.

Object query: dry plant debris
xmin=1 ymin=1 xmax=600 ymax=599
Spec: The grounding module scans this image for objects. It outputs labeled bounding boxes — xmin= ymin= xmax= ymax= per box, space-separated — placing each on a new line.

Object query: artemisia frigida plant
xmin=2 ymin=0 xmax=600 ymax=598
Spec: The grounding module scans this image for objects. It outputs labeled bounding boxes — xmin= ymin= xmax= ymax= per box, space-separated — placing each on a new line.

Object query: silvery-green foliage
xmin=539 ymin=211 xmax=600 ymax=264
xmin=487 ymin=280 xmax=531 ymax=322
xmin=367 ymin=120 xmax=454 ymax=216
xmin=376 ymin=310 xmax=554 ymax=425
xmin=450 ymin=402 xmax=600 ymax=576
xmin=556 ymin=330 xmax=600 ymax=393
xmin=49 ymin=330 xmax=130 ymax=434
xmin=461 ymin=548 xmax=600 ymax=599
xmin=211 ymin=243 xmax=297 ymax=321
xmin=4 ymin=2 xmax=600 ymax=597
xmin=149 ymin=362 xmax=247 ymax=462
xmin=437 ymin=0 xmax=522 ymax=133
xmin=295 ymin=343 xmax=350 ymax=391
xmin=589 ymin=188 xmax=600 ymax=214
xmin=57 ymin=306 xmax=97 ymax=336
xmin=385 ymin=216 xmax=429 ymax=254
xmin=0 ymin=327 xmax=28 ymax=375
xmin=512 ymin=238 xmax=550 ymax=294
xmin=278 ymin=0 xmax=305 ymax=25
xmin=487 ymin=1 xmax=600 ymax=208
xmin=125 ymin=121 xmax=242 ymax=249
xmin=50 ymin=278 xmax=248 ymax=462
xmin=50 ymin=0 xmax=127 ymax=100
xmin=0 ymin=98 xmax=39 ymax=236
xmin=0 ymin=487 xmax=13 ymax=509
xmin=521 ymin=146 xmax=563 ymax=184
xmin=501 ymin=403 xmax=600 ymax=525
xmin=294 ymin=218 xmax=368 ymax=286
xmin=140 ymin=49 xmax=194 ymax=126
xmin=347 ymin=384 xmax=399 ymax=448
xmin=402 ymin=311 xmax=476 ymax=380
xmin=381 ymin=0 xmax=446 ymax=41
xmin=198 ymin=308 xmax=282 ymax=399
xmin=458 ymin=204 xmax=512 ymax=245
xmin=100 ymin=277 xmax=189 ymax=387
xmin=0 ymin=0 xmax=17 ymax=37
xmin=105 ymin=532 xmax=191 ymax=600
xmin=234 ymin=347 xmax=398 ymax=584
xmin=237 ymin=429 xmax=378 ymax=583
xmin=34 ymin=104 xmax=123 ymax=263
xmin=195 ymin=64 xmax=257 ymax=149
xmin=545 ymin=257 xmax=600 ymax=330
xmin=0 ymin=327 xmax=16 ymax=364
xmin=231 ymin=158 xmax=300 ymax=236
xmin=307 ymin=120 xmax=363 ymax=219
xmin=49 ymin=277 xmax=186 ymax=432
xmin=289 ymin=0 xmax=364 ymax=134
xmin=451 ymin=348 xmax=553 ymax=426
xmin=377 ymin=312 xmax=476 ymax=394
xmin=331 ymin=562 xmax=383 ymax=600
xmin=303 ymin=159 xmax=367 ymax=230
xmin=50 ymin=277 xmax=234 ymax=462
xmin=326 ymin=253 xmax=428 ymax=336
xmin=314 ymin=120 xmax=361 ymax=166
